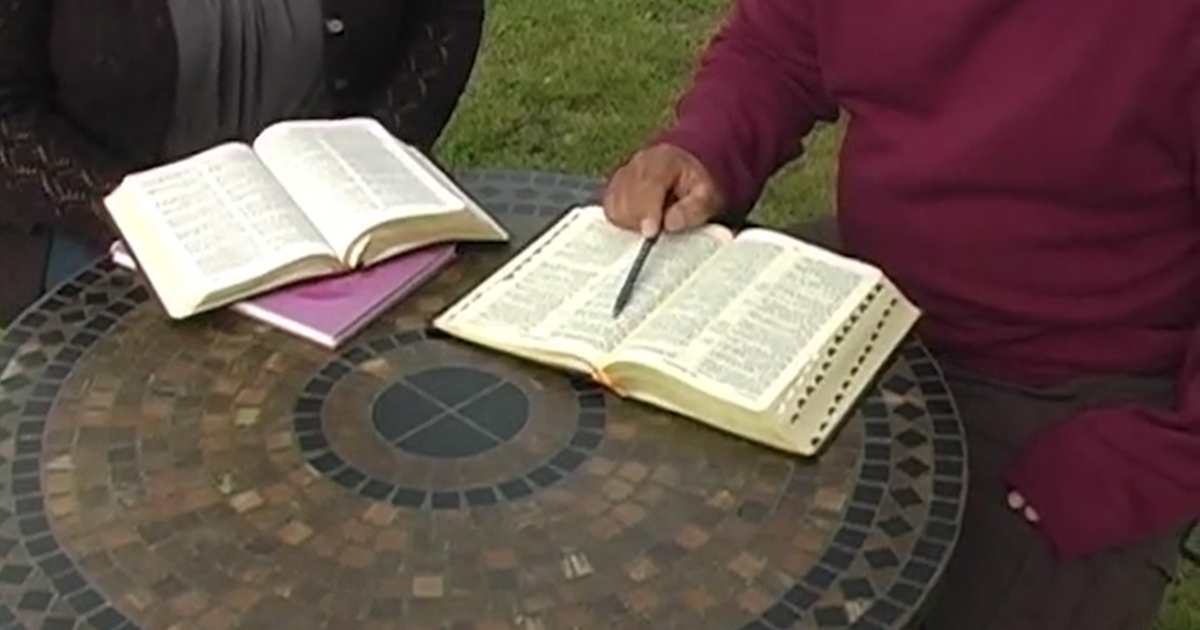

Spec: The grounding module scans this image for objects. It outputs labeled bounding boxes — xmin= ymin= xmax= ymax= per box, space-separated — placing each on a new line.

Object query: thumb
xmin=639 ymin=211 xmax=662 ymax=238
xmin=662 ymin=189 xmax=718 ymax=232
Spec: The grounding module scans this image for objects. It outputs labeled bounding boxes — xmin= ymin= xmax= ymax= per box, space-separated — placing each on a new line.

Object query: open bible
xmin=433 ymin=206 xmax=920 ymax=456
xmin=103 ymin=117 xmax=509 ymax=319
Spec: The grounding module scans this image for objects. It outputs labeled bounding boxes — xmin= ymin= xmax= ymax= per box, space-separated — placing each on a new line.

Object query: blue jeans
xmin=43 ymin=231 xmax=102 ymax=292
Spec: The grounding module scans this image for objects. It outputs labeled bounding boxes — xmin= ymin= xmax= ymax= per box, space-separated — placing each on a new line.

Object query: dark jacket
xmin=0 ymin=0 xmax=484 ymax=324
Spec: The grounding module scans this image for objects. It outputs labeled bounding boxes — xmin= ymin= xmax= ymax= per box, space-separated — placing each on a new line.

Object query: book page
xmin=614 ymin=229 xmax=879 ymax=409
xmin=252 ymin=119 xmax=464 ymax=257
xmin=438 ymin=206 xmax=730 ymax=361
xmin=120 ymin=144 xmax=334 ymax=287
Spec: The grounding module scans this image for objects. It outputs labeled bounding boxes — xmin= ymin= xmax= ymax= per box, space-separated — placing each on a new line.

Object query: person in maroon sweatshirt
xmin=603 ymin=0 xmax=1199 ymax=627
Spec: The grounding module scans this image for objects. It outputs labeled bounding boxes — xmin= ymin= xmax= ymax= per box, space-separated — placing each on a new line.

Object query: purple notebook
xmin=110 ymin=242 xmax=456 ymax=348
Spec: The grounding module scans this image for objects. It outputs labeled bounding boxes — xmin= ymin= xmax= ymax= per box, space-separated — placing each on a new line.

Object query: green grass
xmin=437 ymin=0 xmax=840 ymax=226
xmin=436 ymin=0 xmax=1200 ymax=627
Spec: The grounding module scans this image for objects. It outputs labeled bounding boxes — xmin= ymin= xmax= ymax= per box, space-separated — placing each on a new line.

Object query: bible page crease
xmin=253 ymin=119 xmax=462 ymax=257
xmin=124 ymin=143 xmax=330 ymax=288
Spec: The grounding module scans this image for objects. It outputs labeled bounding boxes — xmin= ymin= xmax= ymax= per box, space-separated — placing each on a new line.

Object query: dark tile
xmin=864 ymin=422 xmax=891 ymax=439
xmin=832 ymin=529 xmax=866 ymax=550
xmin=40 ymin=616 xmax=76 ymax=630
xmin=843 ymin=507 xmax=873 ymax=527
xmin=0 ymin=565 xmax=31 ymax=585
xmin=862 ymin=443 xmax=889 ymax=461
xmin=933 ymin=479 xmax=963 ymax=499
xmin=330 ymin=468 xmax=367 ymax=490
xmin=859 ymin=463 xmax=888 ymax=481
xmin=893 ymin=402 xmax=923 ymax=420
xmin=578 ymin=410 xmax=605 ymax=430
xmin=463 ymin=487 xmax=498 ymax=506
xmin=11 ymin=458 xmax=39 ymax=476
xmin=820 ymin=546 xmax=853 ymax=570
xmin=897 ymin=564 xmax=932 ymax=592
xmin=318 ymin=361 xmax=352 ymax=381
xmin=890 ymin=487 xmax=922 ymax=508
xmin=934 ymin=458 xmax=965 ymax=478
xmin=866 ymin=599 xmax=903 ymax=624
xmin=308 ymin=452 xmax=344 ymax=474
xmin=864 ymin=547 xmax=900 ymax=570
xmin=17 ymin=590 xmax=53 ymax=611
xmin=548 ymin=448 xmax=587 ymax=473
xmin=812 ymin=605 xmax=849 ymax=627
xmin=894 ymin=429 xmax=927 ymax=447
xmin=50 ymin=571 xmax=86 ymax=596
xmin=18 ymin=516 xmax=49 ymax=536
xmin=926 ymin=520 xmax=957 ymax=542
xmin=896 ymin=457 xmax=930 ymax=479
xmin=804 ymin=565 xmax=837 ymax=590
xmin=296 ymin=433 xmax=329 ymax=453
xmin=840 ymin=577 xmax=875 ymax=599
xmin=888 ymin=581 xmax=922 ymax=606
xmin=390 ymin=488 xmax=428 ymax=508
xmin=341 ymin=347 xmax=373 ymax=365
xmin=371 ymin=384 xmax=447 ymax=442
xmin=359 ymin=480 xmax=394 ymax=500
xmin=39 ymin=552 xmax=74 ymax=576
xmin=496 ymin=479 xmax=533 ymax=500
xmin=67 ymin=590 xmax=104 ymax=615
xmin=405 ymin=367 xmax=499 ymax=407
xmin=577 ymin=392 xmax=605 ymax=409
xmin=397 ymin=417 xmax=497 ymax=458
xmin=526 ymin=467 xmax=563 ymax=488
xmin=430 ymin=492 xmax=462 ymax=509
xmin=394 ymin=330 xmax=425 ymax=345
xmin=87 ymin=606 xmax=126 ymax=630
xmin=11 ymin=476 xmax=40 ymax=495
xmin=782 ymin=584 xmax=820 ymax=610
xmin=367 ymin=336 xmax=398 ymax=354
xmin=882 ymin=375 xmax=915 ymax=393
xmin=878 ymin=516 xmax=914 ymax=538
xmin=294 ymin=396 xmax=326 ymax=415
xmin=293 ymin=415 xmax=321 ymax=435
xmin=570 ymin=431 xmax=602 ymax=450
xmin=26 ymin=534 xmax=59 ymax=558
xmin=912 ymin=540 xmax=947 ymax=562
xmin=456 ymin=384 xmax=529 ymax=441
xmin=929 ymin=500 xmax=960 ymax=521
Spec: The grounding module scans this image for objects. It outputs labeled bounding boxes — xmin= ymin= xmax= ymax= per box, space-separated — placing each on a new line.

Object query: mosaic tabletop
xmin=0 ymin=170 xmax=967 ymax=630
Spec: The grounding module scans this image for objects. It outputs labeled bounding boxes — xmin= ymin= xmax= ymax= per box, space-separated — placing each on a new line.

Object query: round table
xmin=0 ymin=170 xmax=967 ymax=630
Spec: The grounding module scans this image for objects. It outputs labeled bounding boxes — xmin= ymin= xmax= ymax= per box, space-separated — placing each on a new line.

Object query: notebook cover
xmin=109 ymin=242 xmax=456 ymax=348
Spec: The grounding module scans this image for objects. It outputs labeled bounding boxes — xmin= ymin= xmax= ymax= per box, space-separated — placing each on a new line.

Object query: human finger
xmin=603 ymin=164 xmax=669 ymax=235
xmin=662 ymin=187 xmax=720 ymax=232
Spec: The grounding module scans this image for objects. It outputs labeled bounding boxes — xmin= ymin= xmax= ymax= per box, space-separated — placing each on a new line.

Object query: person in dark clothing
xmin=0 ymin=0 xmax=484 ymax=324
xmin=603 ymin=0 xmax=1199 ymax=627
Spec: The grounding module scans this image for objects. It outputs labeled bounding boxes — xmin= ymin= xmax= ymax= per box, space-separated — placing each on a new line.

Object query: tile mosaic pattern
xmin=0 ymin=171 xmax=967 ymax=630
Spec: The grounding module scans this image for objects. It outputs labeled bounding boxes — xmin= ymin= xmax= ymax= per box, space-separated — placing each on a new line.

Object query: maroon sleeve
xmin=0 ymin=0 xmax=128 ymax=245
xmin=652 ymin=0 xmax=839 ymax=218
xmin=1005 ymin=332 xmax=1200 ymax=558
xmin=1004 ymin=92 xmax=1200 ymax=558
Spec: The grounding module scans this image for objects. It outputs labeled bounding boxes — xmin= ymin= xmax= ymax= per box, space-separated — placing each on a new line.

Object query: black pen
xmin=611 ymin=232 xmax=659 ymax=317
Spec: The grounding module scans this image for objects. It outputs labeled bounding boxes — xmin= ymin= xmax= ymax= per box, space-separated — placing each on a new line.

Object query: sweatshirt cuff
xmin=1003 ymin=408 xmax=1132 ymax=559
